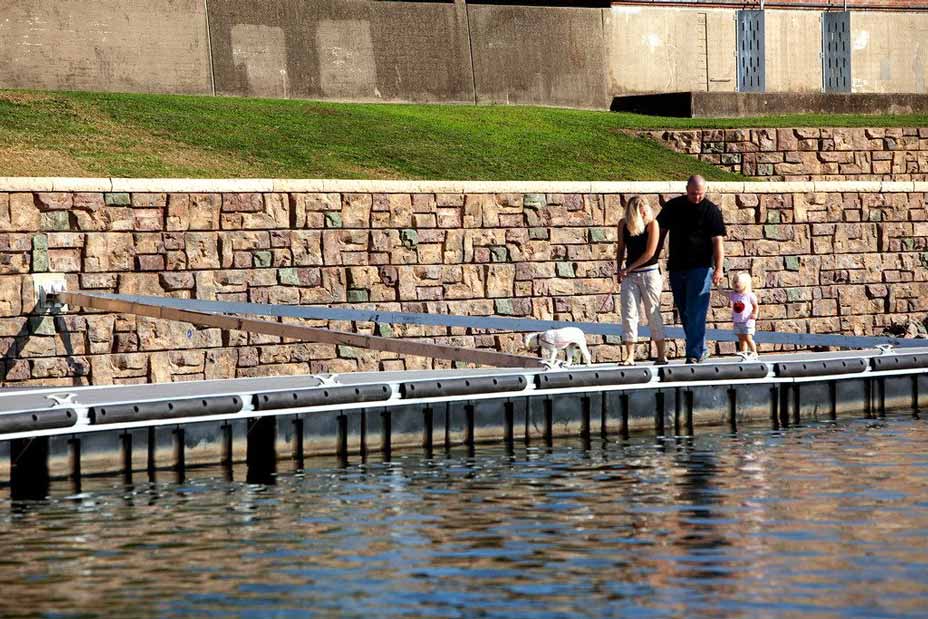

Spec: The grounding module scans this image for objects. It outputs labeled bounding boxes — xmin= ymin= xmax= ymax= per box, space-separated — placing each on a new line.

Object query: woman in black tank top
xmin=616 ymin=196 xmax=667 ymax=365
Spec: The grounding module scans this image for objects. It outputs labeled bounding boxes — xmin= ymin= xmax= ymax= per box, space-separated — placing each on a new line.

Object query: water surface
xmin=1 ymin=415 xmax=926 ymax=618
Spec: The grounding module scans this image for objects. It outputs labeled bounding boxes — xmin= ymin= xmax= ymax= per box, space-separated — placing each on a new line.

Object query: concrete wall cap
xmin=813 ymin=180 xmax=882 ymax=193
xmin=271 ymin=179 xmax=329 ymax=193
xmin=109 ymin=178 xmax=276 ymax=193
xmin=742 ymin=181 xmax=815 ymax=194
xmin=880 ymin=181 xmax=916 ymax=193
xmin=0 ymin=178 xmax=923 ymax=194
xmin=589 ymin=181 xmax=683 ymax=194
xmin=50 ymin=178 xmax=113 ymax=192
xmin=0 ymin=177 xmax=57 ymax=192
xmin=457 ymin=181 xmax=593 ymax=194
xmin=277 ymin=180 xmax=469 ymax=193
xmin=708 ymin=182 xmax=746 ymax=193
xmin=768 ymin=181 xmax=815 ymax=193
xmin=380 ymin=180 xmax=467 ymax=194
xmin=322 ymin=179 xmax=404 ymax=193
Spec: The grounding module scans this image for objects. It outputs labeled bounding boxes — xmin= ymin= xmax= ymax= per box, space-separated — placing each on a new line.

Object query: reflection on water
xmin=1 ymin=416 xmax=927 ymax=618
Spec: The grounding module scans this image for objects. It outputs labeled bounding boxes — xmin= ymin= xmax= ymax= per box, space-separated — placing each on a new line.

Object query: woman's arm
xmin=616 ymin=219 xmax=626 ymax=281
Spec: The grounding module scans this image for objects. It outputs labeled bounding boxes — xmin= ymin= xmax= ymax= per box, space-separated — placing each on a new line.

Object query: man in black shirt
xmin=656 ymin=175 xmax=726 ymax=363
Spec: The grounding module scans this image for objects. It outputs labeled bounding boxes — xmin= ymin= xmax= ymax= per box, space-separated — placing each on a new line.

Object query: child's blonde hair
xmin=732 ymin=272 xmax=753 ymax=293
xmin=623 ymin=196 xmax=653 ymax=236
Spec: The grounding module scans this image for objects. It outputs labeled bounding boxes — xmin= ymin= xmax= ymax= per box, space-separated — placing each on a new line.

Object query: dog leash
xmin=597 ymin=289 xmax=615 ymax=314
xmin=597 ymin=274 xmax=619 ymax=314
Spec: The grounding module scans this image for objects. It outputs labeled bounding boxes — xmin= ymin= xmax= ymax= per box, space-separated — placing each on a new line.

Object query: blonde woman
xmin=616 ymin=196 xmax=667 ymax=365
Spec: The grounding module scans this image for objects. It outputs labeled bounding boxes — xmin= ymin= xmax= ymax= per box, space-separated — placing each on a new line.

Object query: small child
xmin=729 ymin=272 xmax=759 ymax=358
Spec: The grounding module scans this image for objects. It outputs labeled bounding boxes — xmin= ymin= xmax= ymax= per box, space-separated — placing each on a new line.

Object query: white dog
xmin=524 ymin=327 xmax=592 ymax=367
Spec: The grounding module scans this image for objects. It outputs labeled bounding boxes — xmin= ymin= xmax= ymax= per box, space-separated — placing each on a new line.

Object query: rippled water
xmin=1 ymin=414 xmax=927 ymax=619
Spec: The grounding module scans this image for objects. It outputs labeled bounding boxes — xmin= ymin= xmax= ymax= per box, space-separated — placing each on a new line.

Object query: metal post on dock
xmin=913 ymin=375 xmax=921 ymax=417
xmin=423 ymin=406 xmax=435 ymax=453
xmin=360 ymin=411 xmax=369 ymax=458
xmin=120 ymin=432 xmax=133 ymax=482
xmin=503 ymin=401 xmax=514 ymax=446
xmin=580 ymin=396 xmax=591 ymax=441
xmin=829 ymin=381 xmax=838 ymax=420
xmin=336 ymin=415 xmax=349 ymax=462
xmin=727 ymin=388 xmax=738 ymax=433
xmin=684 ymin=390 xmax=695 ymax=436
xmin=220 ymin=423 xmax=233 ymax=467
xmin=779 ymin=384 xmax=791 ymax=427
xmin=441 ymin=406 xmax=450 ymax=451
xmin=792 ymin=384 xmax=801 ymax=426
xmin=877 ymin=377 xmax=887 ymax=418
xmin=620 ymin=393 xmax=630 ymax=439
xmin=172 ymin=428 xmax=186 ymax=480
xmin=464 ymin=404 xmax=475 ymax=448
xmin=600 ymin=392 xmax=612 ymax=438
xmin=864 ymin=378 xmax=874 ymax=419
xmin=543 ymin=398 xmax=553 ymax=445
xmin=246 ymin=416 xmax=277 ymax=483
xmin=68 ymin=437 xmax=81 ymax=491
xmin=655 ymin=391 xmax=666 ymax=436
xmin=291 ymin=417 xmax=304 ymax=468
xmin=10 ymin=437 xmax=50 ymax=501
xmin=147 ymin=427 xmax=157 ymax=480
xmin=381 ymin=410 xmax=393 ymax=460
xmin=674 ymin=388 xmax=682 ymax=436
xmin=770 ymin=385 xmax=780 ymax=430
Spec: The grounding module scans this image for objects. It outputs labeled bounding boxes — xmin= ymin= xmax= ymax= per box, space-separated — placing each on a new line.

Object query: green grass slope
xmin=0 ymin=90 xmax=925 ymax=180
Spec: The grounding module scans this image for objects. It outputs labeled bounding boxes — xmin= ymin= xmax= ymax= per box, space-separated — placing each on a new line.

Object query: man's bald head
xmin=686 ymin=175 xmax=707 ymax=204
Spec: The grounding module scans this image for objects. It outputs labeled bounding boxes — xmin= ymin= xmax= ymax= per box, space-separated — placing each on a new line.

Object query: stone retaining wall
xmin=0 ymin=179 xmax=926 ymax=387
xmin=640 ymin=128 xmax=928 ymax=181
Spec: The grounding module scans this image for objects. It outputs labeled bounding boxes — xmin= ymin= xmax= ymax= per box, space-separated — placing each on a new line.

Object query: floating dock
xmin=2 ymin=346 xmax=926 ymax=499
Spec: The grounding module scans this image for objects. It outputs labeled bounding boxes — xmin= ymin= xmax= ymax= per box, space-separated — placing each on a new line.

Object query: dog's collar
xmin=538 ymin=333 xmax=556 ymax=346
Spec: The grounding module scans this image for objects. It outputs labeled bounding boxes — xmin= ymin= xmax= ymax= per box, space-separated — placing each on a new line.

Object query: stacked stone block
xmin=0 ymin=180 xmax=925 ymax=387
xmin=640 ymin=128 xmax=928 ymax=181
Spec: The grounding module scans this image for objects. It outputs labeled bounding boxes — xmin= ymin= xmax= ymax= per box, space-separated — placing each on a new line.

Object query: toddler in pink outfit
xmin=729 ymin=272 xmax=759 ymax=357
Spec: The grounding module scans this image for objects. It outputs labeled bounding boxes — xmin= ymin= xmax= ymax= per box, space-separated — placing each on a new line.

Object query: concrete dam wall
xmin=1 ymin=1 xmax=928 ymax=108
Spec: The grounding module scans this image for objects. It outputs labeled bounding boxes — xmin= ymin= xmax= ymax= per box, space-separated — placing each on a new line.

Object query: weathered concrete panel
xmin=368 ymin=1 xmax=475 ymax=103
xmin=705 ymin=10 xmax=738 ymax=93
xmin=764 ymin=10 xmax=823 ymax=93
xmin=316 ymin=19 xmax=378 ymax=99
xmin=606 ymin=6 xmax=736 ymax=96
xmin=469 ymin=5 xmax=608 ymax=108
xmin=230 ymin=24 xmax=290 ymax=99
xmin=0 ymin=0 xmax=211 ymax=94
xmin=852 ymin=12 xmax=928 ymax=94
xmin=208 ymin=0 xmax=474 ymax=103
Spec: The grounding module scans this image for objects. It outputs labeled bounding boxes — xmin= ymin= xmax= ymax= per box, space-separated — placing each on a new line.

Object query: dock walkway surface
xmin=1 ymin=346 xmax=926 ymax=498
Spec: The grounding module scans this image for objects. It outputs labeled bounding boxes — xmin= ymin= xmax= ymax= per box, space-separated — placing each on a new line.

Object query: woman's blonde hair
xmin=733 ymin=272 xmax=753 ymax=293
xmin=623 ymin=196 xmax=653 ymax=236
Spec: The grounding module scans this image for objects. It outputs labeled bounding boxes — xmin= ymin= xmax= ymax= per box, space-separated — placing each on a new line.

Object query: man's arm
xmin=711 ymin=236 xmax=724 ymax=286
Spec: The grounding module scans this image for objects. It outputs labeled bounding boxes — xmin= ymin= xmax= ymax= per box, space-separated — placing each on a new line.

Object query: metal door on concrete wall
xmin=822 ymin=11 xmax=851 ymax=93
xmin=737 ymin=10 xmax=765 ymax=92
